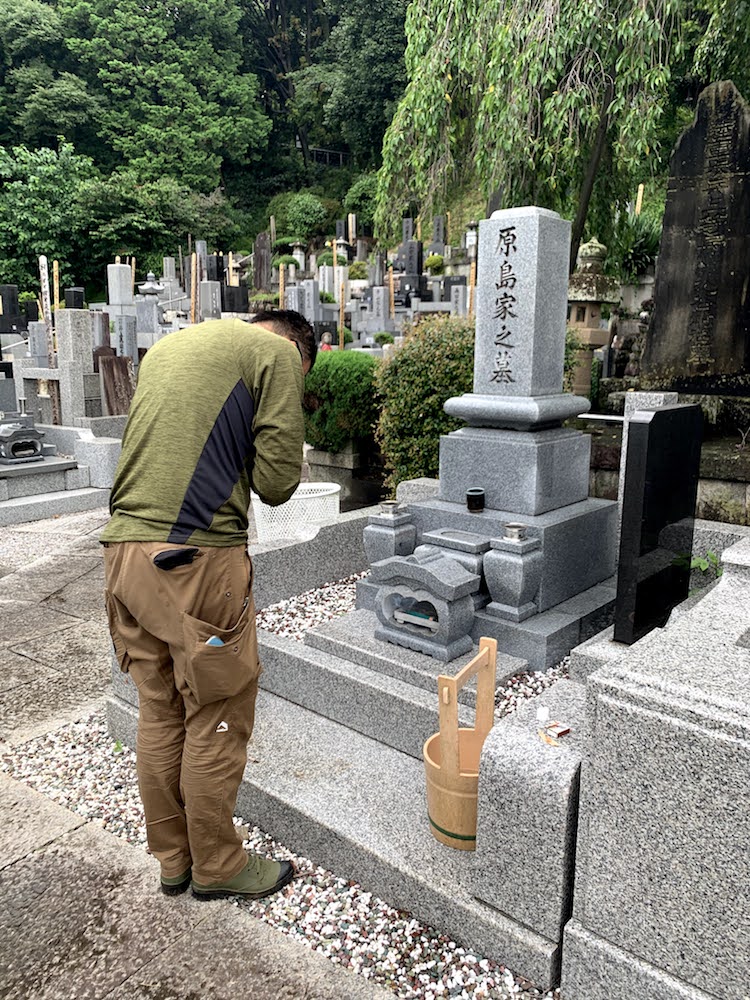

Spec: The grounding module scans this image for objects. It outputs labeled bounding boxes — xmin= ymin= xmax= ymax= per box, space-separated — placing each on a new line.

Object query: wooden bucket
xmin=423 ymin=637 xmax=497 ymax=851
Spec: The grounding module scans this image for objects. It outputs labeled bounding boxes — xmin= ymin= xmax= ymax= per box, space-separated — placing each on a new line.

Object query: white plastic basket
xmin=251 ymin=482 xmax=341 ymax=543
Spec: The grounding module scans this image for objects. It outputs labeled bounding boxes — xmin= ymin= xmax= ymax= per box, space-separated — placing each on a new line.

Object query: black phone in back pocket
xmin=153 ymin=547 xmax=201 ymax=571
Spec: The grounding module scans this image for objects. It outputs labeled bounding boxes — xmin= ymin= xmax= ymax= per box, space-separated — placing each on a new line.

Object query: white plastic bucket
xmin=251 ymin=482 xmax=341 ymax=543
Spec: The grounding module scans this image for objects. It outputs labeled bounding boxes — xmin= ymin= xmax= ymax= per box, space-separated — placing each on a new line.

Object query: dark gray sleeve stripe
xmin=167 ymin=380 xmax=255 ymax=543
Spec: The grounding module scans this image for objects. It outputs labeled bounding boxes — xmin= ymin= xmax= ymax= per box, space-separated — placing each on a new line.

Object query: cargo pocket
xmin=105 ymin=589 xmax=132 ymax=673
xmin=181 ymin=600 xmax=260 ymax=706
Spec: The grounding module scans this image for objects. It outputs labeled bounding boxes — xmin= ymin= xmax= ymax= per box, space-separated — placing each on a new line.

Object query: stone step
xmin=0 ymin=486 xmax=109 ymax=526
xmin=107 ymin=691 xmax=559 ymax=990
xmin=304 ymin=608 xmax=526 ymax=708
xmin=0 ymin=464 xmax=92 ymax=500
xmin=258 ymin=628 xmax=474 ymax=760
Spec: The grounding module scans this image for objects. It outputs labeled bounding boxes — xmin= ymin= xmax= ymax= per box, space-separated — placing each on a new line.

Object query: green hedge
xmin=303 ymin=350 xmax=379 ymax=453
xmin=376 ymin=315 xmax=475 ymax=491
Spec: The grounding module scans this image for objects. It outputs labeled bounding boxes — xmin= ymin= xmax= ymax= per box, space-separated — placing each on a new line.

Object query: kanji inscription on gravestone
xmin=641 ymin=81 xmax=750 ymax=380
xmin=473 ymin=207 xmax=570 ymax=398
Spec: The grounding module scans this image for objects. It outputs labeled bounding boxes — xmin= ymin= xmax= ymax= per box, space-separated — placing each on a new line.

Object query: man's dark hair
xmin=253 ymin=309 xmax=317 ymax=371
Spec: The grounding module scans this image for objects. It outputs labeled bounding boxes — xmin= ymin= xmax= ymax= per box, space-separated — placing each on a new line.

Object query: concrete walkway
xmin=0 ymin=511 xmax=391 ymax=1000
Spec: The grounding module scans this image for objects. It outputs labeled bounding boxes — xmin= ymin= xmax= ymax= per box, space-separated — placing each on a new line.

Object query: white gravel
xmin=1 ymin=713 xmax=559 ymax=1000
xmin=2 ymin=568 xmax=564 ymax=1000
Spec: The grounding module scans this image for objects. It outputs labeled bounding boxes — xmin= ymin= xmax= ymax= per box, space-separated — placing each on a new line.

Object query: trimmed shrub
xmin=316 ymin=250 xmax=348 ymax=267
xmin=348 ymin=260 xmax=368 ymax=280
xmin=272 ymin=254 xmax=298 ymax=270
xmin=425 ymin=253 xmax=444 ymax=275
xmin=320 ymin=290 xmax=336 ymax=303
xmin=374 ymin=332 xmax=394 ymax=345
xmin=303 ymin=350 xmax=379 ymax=453
xmin=376 ymin=315 xmax=475 ymax=491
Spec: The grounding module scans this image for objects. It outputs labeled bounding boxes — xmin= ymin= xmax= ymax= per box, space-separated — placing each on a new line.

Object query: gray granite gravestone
xmin=162 ymin=257 xmax=177 ymax=281
xmin=615 ymin=404 xmax=702 ymax=644
xmin=253 ymin=232 xmax=272 ymax=292
xmin=301 ymin=280 xmax=323 ymax=323
xmin=641 ymin=81 xmax=750 ymax=381
xmin=114 ymin=315 xmax=138 ymax=372
xmin=285 ymin=285 xmax=302 ymax=313
xmin=357 ymin=206 xmax=618 ymax=667
xmin=402 ymin=218 xmax=414 ymax=243
xmin=91 ymin=311 xmax=111 ymax=349
xmin=199 ymin=280 xmax=222 ymax=321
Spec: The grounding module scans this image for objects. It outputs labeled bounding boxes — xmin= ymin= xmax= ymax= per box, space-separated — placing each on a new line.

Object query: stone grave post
xmin=199 ymin=281 xmax=222 ymax=321
xmin=194 ymin=240 xmax=208 ymax=283
xmin=91 ymin=311 xmax=111 ymax=349
xmin=253 ymin=233 xmax=272 ymax=292
xmin=55 ymin=309 xmax=91 ymax=425
xmin=371 ymin=287 xmax=388 ymax=327
xmin=335 ymin=219 xmax=346 ymax=242
xmin=301 ymin=280 xmax=322 ymax=323
xmin=107 ymin=263 xmax=136 ymax=320
xmin=114 ymin=316 xmax=139 ymax=374
xmin=285 ymin=285 xmax=302 ymax=313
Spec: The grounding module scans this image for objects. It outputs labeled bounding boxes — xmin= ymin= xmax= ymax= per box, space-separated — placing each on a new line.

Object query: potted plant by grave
xmin=303 ymin=351 xmax=382 ymax=502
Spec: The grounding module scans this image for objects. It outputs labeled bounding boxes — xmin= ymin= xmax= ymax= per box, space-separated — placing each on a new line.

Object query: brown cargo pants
xmin=104 ymin=541 xmax=260 ymax=885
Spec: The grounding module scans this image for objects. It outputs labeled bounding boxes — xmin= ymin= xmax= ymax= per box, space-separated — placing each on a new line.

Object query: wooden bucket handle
xmin=436 ymin=637 xmax=498 ymax=781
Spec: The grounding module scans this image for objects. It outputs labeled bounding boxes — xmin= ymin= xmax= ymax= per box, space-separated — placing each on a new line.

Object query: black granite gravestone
xmin=405 ymin=240 xmax=423 ymax=276
xmin=402 ymin=218 xmax=414 ymax=243
xmin=442 ymin=275 xmax=466 ymax=302
xmin=24 ymin=300 xmax=39 ymax=323
xmin=0 ymin=285 xmax=21 ymax=333
xmin=336 ymin=219 xmax=346 ymax=241
xmin=253 ymin=232 xmax=272 ymax=292
xmin=64 ymin=287 xmax=85 ymax=309
xmin=206 ymin=255 xmax=221 ymax=282
xmin=642 ymin=82 xmax=750 ymax=381
xmin=615 ymin=404 xmax=703 ymax=644
xmin=222 ymin=285 xmax=249 ymax=313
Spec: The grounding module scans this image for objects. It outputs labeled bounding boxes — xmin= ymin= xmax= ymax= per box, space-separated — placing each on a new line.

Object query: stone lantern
xmin=567 ymin=238 xmax=619 ymax=397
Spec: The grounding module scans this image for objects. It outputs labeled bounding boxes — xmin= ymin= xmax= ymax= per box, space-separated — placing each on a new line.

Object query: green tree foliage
xmin=57 ymin=0 xmax=271 ymax=191
xmin=303 ymin=350 xmax=380 ymax=453
xmin=319 ymin=0 xmax=409 ymax=166
xmin=343 ymin=173 xmax=379 ymax=232
xmin=693 ymin=0 xmax=750 ymax=97
xmin=285 ymin=191 xmax=327 ymax=240
xmin=376 ymin=315 xmax=475 ymax=490
xmin=376 ymin=0 xmax=686 ymax=264
xmin=74 ymin=172 xmax=238 ymax=282
xmin=0 ymin=143 xmax=94 ymax=287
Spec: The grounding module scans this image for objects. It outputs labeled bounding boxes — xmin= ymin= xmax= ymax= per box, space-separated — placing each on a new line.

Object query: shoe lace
xmin=248 ymin=853 xmax=264 ymax=877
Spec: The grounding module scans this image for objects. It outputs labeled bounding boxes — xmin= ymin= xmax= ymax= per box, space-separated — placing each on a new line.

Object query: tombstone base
xmin=562 ymin=921 xmax=717 ymax=1000
xmin=439 ymin=426 xmax=591 ymax=515
xmin=406 ymin=496 xmax=617 ymax=614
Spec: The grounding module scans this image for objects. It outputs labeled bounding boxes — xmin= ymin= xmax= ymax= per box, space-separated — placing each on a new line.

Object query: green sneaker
xmin=160 ymin=868 xmax=192 ymax=896
xmin=192 ymin=854 xmax=295 ymax=901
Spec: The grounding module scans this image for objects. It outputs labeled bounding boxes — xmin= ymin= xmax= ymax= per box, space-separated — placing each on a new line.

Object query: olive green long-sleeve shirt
xmin=101 ymin=319 xmax=304 ymax=547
